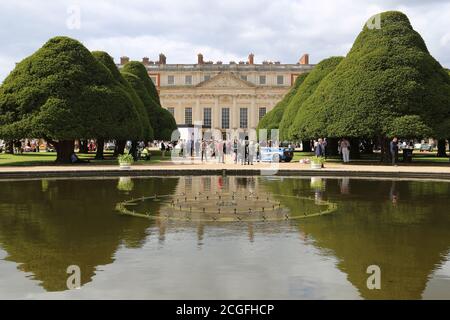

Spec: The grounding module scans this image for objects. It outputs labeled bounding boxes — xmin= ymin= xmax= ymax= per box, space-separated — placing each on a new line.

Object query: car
xmin=260 ymin=147 xmax=294 ymax=163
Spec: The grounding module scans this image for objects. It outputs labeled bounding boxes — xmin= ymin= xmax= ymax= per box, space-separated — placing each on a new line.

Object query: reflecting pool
xmin=0 ymin=176 xmax=450 ymax=299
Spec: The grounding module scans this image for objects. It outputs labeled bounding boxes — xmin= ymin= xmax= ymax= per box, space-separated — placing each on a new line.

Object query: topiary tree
xmin=0 ymin=36 xmax=143 ymax=163
xmin=257 ymin=72 xmax=309 ymax=134
xmin=121 ymin=61 xmax=177 ymax=141
xmin=293 ymin=11 xmax=450 ymax=161
xmin=282 ymin=57 xmax=344 ymax=142
xmin=92 ymin=51 xmax=153 ymax=158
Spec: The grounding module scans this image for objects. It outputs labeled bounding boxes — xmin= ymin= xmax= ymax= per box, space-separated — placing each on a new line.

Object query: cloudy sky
xmin=1 ymin=0 xmax=450 ymax=81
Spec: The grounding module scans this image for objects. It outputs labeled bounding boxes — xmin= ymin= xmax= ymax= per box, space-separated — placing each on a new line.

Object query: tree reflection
xmin=260 ymin=177 xmax=450 ymax=299
xmin=0 ymin=177 xmax=179 ymax=292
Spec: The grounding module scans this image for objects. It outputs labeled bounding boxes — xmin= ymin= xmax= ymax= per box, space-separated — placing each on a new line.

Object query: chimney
xmin=197 ymin=53 xmax=204 ymax=64
xmin=248 ymin=53 xmax=254 ymax=65
xmin=120 ymin=56 xmax=130 ymax=65
xmin=159 ymin=53 xmax=166 ymax=65
xmin=142 ymin=57 xmax=150 ymax=66
xmin=299 ymin=54 xmax=309 ymax=65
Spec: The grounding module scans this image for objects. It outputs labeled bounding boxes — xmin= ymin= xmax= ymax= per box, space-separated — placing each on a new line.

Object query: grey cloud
xmin=0 ymin=0 xmax=450 ymax=81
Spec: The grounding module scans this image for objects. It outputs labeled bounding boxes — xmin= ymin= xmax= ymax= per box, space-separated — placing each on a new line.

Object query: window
xmin=259 ymin=107 xmax=267 ymax=121
xmin=150 ymin=76 xmax=157 ymax=85
xmin=259 ymin=75 xmax=266 ymax=85
xmin=168 ymin=107 xmax=175 ymax=116
xmin=204 ymin=75 xmax=211 ymax=81
xmin=277 ymin=75 xmax=284 ymax=85
xmin=185 ymin=107 xmax=192 ymax=125
xmin=203 ymin=108 xmax=212 ymax=127
xmin=221 ymin=108 xmax=230 ymax=129
xmin=240 ymin=108 xmax=248 ymax=129
xmin=168 ymin=75 xmax=175 ymax=85
xmin=241 ymin=75 xmax=248 ymax=81
xmin=185 ymin=75 xmax=192 ymax=85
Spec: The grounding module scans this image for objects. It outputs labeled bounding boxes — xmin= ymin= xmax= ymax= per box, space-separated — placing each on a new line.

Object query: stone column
xmin=195 ymin=97 xmax=201 ymax=124
xmin=213 ymin=95 xmax=220 ymax=130
xmin=177 ymin=101 xmax=183 ymax=125
xmin=232 ymin=95 xmax=238 ymax=130
xmin=250 ymin=96 xmax=256 ymax=129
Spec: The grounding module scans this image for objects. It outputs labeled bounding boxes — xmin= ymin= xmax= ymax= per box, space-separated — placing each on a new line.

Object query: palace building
xmin=118 ymin=53 xmax=314 ymax=140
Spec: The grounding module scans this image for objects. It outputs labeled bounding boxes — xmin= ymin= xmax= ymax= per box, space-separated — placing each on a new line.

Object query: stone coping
xmin=1 ymin=162 xmax=450 ymax=180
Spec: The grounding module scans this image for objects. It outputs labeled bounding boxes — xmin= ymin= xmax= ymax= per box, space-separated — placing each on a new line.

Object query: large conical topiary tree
xmin=92 ymin=51 xmax=153 ymax=140
xmin=282 ymin=56 xmax=344 ymax=141
xmin=294 ymin=11 xmax=450 ymax=161
xmin=92 ymin=51 xmax=154 ymax=158
xmin=257 ymin=72 xmax=309 ymax=133
xmin=0 ymin=36 xmax=143 ymax=163
xmin=121 ymin=61 xmax=177 ymax=141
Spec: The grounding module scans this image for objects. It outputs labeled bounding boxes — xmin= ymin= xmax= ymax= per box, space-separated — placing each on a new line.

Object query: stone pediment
xmin=196 ymin=72 xmax=256 ymax=89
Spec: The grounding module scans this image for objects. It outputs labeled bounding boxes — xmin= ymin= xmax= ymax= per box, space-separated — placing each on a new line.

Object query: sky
xmin=1 ymin=0 xmax=450 ymax=81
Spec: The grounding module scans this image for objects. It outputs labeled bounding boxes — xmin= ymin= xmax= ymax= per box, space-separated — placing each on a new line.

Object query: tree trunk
xmin=55 ymin=140 xmax=75 ymax=163
xmin=302 ymin=140 xmax=312 ymax=152
xmin=326 ymin=138 xmax=339 ymax=156
xmin=379 ymin=136 xmax=391 ymax=163
xmin=6 ymin=140 xmax=14 ymax=154
xmin=130 ymin=140 xmax=139 ymax=161
xmin=79 ymin=140 xmax=89 ymax=154
xmin=349 ymin=138 xmax=361 ymax=159
xmin=114 ymin=140 xmax=126 ymax=156
xmin=95 ymin=139 xmax=105 ymax=160
xmin=437 ymin=139 xmax=447 ymax=157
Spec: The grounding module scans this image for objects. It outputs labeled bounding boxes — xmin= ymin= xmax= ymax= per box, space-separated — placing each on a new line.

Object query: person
xmin=248 ymin=141 xmax=255 ymax=165
xmin=195 ymin=140 xmax=200 ymax=158
xmin=223 ymin=140 xmax=227 ymax=163
xmin=340 ymin=138 xmax=351 ymax=163
xmin=315 ymin=139 xmax=325 ymax=157
xmin=160 ymin=142 xmax=166 ymax=158
xmin=217 ymin=140 xmax=224 ymax=163
xmin=70 ymin=152 xmax=90 ymax=164
xmin=233 ymin=139 xmax=238 ymax=164
xmin=180 ymin=140 xmax=185 ymax=158
xmin=190 ymin=136 xmax=194 ymax=157
xmin=201 ymin=140 xmax=207 ymax=162
xmin=255 ymin=141 xmax=260 ymax=162
xmin=390 ymin=137 xmax=399 ymax=166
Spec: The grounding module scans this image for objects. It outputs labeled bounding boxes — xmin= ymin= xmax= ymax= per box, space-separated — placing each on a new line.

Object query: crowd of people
xmin=0 ymin=136 xmax=421 ymax=167
xmin=166 ymin=138 xmax=271 ymax=165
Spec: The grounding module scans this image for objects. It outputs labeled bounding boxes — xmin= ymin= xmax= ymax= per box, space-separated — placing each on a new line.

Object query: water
xmin=0 ymin=176 xmax=449 ymax=299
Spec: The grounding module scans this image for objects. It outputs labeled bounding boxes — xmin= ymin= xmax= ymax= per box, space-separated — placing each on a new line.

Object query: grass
xmin=0 ymin=150 xmax=170 ymax=167
xmin=0 ymin=150 xmax=449 ymax=167
xmin=292 ymin=151 xmax=450 ymax=166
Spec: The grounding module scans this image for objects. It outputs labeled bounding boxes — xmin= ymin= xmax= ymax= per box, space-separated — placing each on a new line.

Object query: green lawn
xmin=0 ymin=150 xmax=449 ymax=167
xmin=0 ymin=151 xmax=168 ymax=167
xmin=292 ymin=151 xmax=450 ymax=165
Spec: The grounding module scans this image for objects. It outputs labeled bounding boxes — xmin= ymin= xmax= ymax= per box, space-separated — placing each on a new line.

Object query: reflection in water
xmin=0 ymin=176 xmax=449 ymax=299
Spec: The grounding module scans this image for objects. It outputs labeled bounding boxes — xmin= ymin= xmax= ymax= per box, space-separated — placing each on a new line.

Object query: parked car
xmin=260 ymin=147 xmax=294 ymax=163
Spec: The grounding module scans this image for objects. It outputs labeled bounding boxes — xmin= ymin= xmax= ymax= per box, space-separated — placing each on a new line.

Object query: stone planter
xmin=119 ymin=162 xmax=132 ymax=170
xmin=310 ymin=162 xmax=323 ymax=169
